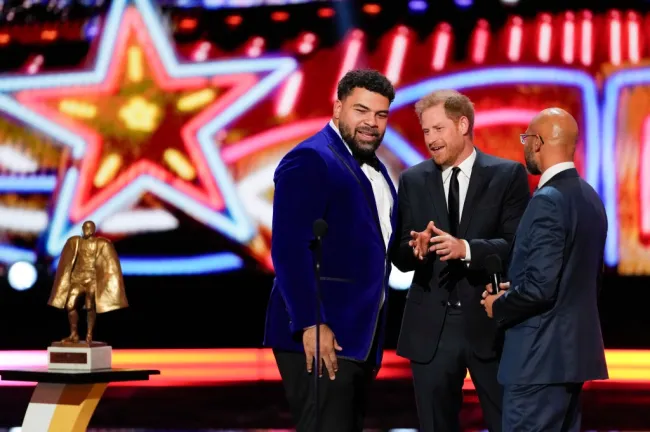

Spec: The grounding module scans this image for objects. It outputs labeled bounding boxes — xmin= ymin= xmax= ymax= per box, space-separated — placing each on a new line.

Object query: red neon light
xmin=580 ymin=10 xmax=593 ymax=66
xmin=16 ymin=8 xmax=259 ymax=222
xmin=297 ymin=32 xmax=317 ymax=54
xmin=225 ymin=15 xmax=242 ymax=26
xmin=271 ymin=11 xmax=289 ymax=22
xmin=333 ymin=30 xmax=363 ymax=100
xmin=179 ymin=18 xmax=197 ymax=31
xmin=627 ymin=11 xmax=641 ymax=64
xmin=275 ymin=71 xmax=304 ymax=117
xmin=362 ymin=3 xmax=381 ymax=15
xmin=537 ymin=13 xmax=552 ymax=63
xmin=317 ymin=7 xmax=335 ymax=18
xmin=40 ymin=30 xmax=57 ymax=41
xmin=246 ymin=37 xmax=265 ymax=57
xmin=222 ymin=117 xmax=328 ymax=163
xmin=385 ymin=26 xmax=409 ymax=84
xmin=2 ymin=349 xmax=649 ymax=388
xmin=562 ymin=12 xmax=575 ymax=64
xmin=640 ymin=116 xmax=650 ymax=243
xmin=508 ymin=16 xmax=523 ymax=62
xmin=432 ymin=23 xmax=452 ymax=71
xmin=470 ymin=20 xmax=489 ymax=64
xmin=609 ymin=10 xmax=623 ymax=66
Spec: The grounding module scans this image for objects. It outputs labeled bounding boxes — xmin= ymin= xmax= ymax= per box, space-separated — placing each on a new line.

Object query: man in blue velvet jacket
xmin=481 ymin=108 xmax=608 ymax=431
xmin=263 ymin=69 xmax=397 ymax=431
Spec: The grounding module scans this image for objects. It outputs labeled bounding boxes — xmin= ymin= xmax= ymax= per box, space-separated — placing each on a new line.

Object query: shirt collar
xmin=538 ymin=161 xmax=575 ymax=188
xmin=442 ymin=147 xmax=477 ymax=182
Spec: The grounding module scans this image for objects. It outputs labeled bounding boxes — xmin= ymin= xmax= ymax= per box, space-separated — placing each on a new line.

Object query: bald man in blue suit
xmin=481 ymin=108 xmax=608 ymax=431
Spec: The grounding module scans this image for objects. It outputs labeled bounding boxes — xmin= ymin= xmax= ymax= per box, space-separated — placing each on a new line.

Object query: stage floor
xmin=0 ymin=349 xmax=649 ymax=430
xmin=0 ymin=380 xmax=649 ymax=430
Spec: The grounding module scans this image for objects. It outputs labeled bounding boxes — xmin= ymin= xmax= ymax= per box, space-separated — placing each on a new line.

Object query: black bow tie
xmin=355 ymin=155 xmax=381 ymax=172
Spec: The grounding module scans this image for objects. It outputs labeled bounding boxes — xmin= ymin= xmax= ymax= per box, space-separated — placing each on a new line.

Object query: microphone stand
xmin=312 ymin=233 xmax=323 ymax=432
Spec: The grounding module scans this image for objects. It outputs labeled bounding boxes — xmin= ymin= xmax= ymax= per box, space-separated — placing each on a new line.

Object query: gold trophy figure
xmin=48 ymin=220 xmax=128 ymax=345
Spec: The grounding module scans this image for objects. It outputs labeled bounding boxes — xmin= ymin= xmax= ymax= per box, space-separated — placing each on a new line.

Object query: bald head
xmin=534 ymin=107 xmax=578 ymax=152
xmin=522 ymin=107 xmax=579 ymax=175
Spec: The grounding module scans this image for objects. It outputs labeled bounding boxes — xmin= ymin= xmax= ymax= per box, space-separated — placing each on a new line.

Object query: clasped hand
xmin=480 ymin=281 xmax=510 ymax=317
xmin=303 ymin=324 xmax=342 ymax=380
xmin=409 ymin=221 xmax=467 ymax=261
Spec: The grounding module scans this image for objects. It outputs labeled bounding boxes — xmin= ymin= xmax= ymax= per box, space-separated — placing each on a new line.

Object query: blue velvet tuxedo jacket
xmin=494 ymin=168 xmax=609 ymax=385
xmin=263 ymin=124 xmax=398 ymax=364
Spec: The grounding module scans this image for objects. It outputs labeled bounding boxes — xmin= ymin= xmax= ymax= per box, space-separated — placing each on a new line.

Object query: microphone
xmin=311 ymin=218 xmax=327 ymax=432
xmin=313 ymin=219 xmax=328 ymax=239
xmin=485 ymin=254 xmax=502 ymax=294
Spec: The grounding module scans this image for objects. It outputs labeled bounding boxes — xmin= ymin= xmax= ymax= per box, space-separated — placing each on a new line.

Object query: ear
xmin=534 ymin=139 xmax=543 ymax=153
xmin=333 ymin=100 xmax=342 ymax=120
xmin=458 ymin=116 xmax=469 ymax=136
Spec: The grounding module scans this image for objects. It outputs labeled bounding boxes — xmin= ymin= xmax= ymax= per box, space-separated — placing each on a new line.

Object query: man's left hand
xmin=428 ymin=225 xmax=467 ymax=261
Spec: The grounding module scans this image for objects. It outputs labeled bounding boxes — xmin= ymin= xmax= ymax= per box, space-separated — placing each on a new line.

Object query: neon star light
xmin=0 ymin=175 xmax=56 ymax=192
xmin=601 ymin=67 xmax=650 ymax=266
xmin=0 ymin=0 xmax=297 ymax=264
xmin=16 ymin=8 xmax=258 ymax=223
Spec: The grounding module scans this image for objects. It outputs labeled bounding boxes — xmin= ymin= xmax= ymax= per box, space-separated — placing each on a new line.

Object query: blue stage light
xmin=408 ymin=0 xmax=427 ymax=12
xmin=454 ymin=0 xmax=473 ymax=8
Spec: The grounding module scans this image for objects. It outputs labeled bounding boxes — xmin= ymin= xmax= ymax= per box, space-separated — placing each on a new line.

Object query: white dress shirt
xmin=441 ymin=148 xmax=476 ymax=261
xmin=329 ymin=120 xmax=393 ymax=307
xmin=538 ymin=161 xmax=576 ymax=188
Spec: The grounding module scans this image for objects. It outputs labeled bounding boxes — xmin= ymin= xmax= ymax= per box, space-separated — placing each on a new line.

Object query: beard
xmin=339 ymin=120 xmax=383 ymax=161
xmin=524 ymin=145 xmax=541 ymax=175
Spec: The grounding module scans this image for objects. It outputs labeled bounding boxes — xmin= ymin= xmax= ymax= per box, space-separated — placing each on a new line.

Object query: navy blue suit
xmin=493 ymin=167 xmax=608 ymax=431
xmin=264 ymin=124 xmax=397 ymax=431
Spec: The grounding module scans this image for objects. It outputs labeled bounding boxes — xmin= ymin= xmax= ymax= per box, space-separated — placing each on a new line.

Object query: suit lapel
xmin=323 ymin=125 xmax=385 ymax=246
xmin=425 ymin=163 xmax=451 ymax=233
xmin=459 ymin=151 xmax=488 ymax=237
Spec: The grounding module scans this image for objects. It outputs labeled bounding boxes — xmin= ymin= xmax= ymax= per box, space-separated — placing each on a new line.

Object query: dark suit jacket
xmin=264 ymin=124 xmax=398 ymax=364
xmin=391 ymin=149 xmax=530 ymax=362
xmin=494 ymin=168 xmax=609 ymax=385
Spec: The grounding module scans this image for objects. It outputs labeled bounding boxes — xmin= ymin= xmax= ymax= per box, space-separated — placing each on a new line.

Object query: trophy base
xmin=47 ymin=343 xmax=112 ymax=371
xmin=50 ymin=341 xmax=107 ymax=348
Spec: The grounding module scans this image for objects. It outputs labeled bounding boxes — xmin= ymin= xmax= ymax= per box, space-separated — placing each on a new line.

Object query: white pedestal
xmin=47 ymin=345 xmax=112 ymax=371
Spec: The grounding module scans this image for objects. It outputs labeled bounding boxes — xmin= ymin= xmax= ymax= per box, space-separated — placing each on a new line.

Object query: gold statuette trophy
xmin=47 ymin=220 xmax=128 ymax=370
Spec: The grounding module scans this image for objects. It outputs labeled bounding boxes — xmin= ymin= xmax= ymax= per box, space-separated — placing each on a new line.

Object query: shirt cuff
xmin=461 ymin=239 xmax=471 ymax=263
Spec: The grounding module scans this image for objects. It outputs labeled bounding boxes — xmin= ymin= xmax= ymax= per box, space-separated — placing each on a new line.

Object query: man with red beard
xmin=264 ymin=69 xmax=397 ymax=431
xmin=391 ymin=90 xmax=530 ymax=432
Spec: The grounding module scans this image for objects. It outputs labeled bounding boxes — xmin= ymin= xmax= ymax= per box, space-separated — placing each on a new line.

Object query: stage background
xmin=0 ymin=0 xmax=648 ymax=351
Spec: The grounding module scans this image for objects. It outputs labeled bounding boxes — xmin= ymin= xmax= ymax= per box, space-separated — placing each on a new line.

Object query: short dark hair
xmin=336 ymin=69 xmax=395 ymax=103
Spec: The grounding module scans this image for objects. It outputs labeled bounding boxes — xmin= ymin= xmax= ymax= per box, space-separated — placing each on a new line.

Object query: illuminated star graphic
xmin=17 ymin=9 xmax=258 ymax=222
xmin=0 ymin=0 xmax=297 ymax=257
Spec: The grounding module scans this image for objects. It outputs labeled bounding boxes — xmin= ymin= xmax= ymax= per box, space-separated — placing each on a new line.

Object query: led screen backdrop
xmin=0 ymin=0 xmax=648 ymax=291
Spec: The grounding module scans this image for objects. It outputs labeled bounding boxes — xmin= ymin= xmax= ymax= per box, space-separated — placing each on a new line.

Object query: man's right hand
xmin=303 ymin=324 xmax=342 ymax=380
xmin=409 ymin=221 xmax=436 ymax=260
